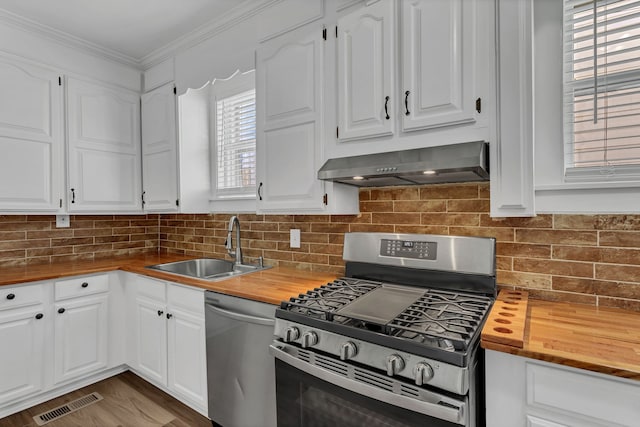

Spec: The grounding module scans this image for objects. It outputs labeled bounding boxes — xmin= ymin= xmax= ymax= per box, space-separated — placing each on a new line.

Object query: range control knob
xmin=340 ymin=341 xmax=358 ymax=360
xmin=414 ymin=362 xmax=435 ymax=386
xmin=386 ymin=354 xmax=405 ymax=376
xmin=301 ymin=331 xmax=319 ymax=348
xmin=283 ymin=327 xmax=300 ymax=343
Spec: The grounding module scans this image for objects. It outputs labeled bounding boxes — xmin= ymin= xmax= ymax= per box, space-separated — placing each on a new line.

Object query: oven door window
xmin=275 ymin=360 xmax=460 ymax=427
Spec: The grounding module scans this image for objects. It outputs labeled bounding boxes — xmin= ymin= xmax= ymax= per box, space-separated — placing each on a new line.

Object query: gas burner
xmin=388 ymin=289 xmax=492 ymax=351
xmin=282 ymin=278 xmax=379 ymax=321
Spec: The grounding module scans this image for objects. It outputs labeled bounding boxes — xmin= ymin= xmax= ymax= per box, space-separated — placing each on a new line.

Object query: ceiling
xmin=0 ymin=0 xmax=264 ymax=64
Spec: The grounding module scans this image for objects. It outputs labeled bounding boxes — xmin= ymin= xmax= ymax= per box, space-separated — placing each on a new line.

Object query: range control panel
xmin=380 ymin=239 xmax=437 ymax=260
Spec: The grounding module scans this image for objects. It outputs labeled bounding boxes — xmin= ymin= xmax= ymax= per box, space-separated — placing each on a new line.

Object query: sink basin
xmin=146 ymin=258 xmax=270 ymax=281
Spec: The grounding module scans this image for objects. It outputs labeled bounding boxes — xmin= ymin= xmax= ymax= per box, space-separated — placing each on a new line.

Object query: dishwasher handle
xmin=206 ymin=302 xmax=275 ymax=326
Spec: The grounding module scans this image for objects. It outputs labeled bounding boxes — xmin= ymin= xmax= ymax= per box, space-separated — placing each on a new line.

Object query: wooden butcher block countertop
xmin=481 ymin=290 xmax=640 ymax=381
xmin=0 ymin=253 xmax=338 ymax=306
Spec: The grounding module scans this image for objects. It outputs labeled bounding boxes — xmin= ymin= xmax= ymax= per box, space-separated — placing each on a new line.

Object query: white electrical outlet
xmin=290 ymin=229 xmax=301 ymax=248
xmin=56 ymin=214 xmax=70 ymax=228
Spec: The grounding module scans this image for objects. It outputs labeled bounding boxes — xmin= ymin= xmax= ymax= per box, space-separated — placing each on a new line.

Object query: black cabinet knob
xmin=81 ymin=282 xmax=89 ymax=288
xmin=6 ymin=293 xmax=15 ymax=300
xmin=58 ymin=308 xmax=65 ymax=314
xmin=35 ymin=313 xmax=44 ymax=320
xmin=157 ymin=310 xmax=164 ymax=316
xmin=166 ymin=313 xmax=173 ymax=319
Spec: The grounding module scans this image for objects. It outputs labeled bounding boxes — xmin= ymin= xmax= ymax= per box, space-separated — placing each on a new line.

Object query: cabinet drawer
xmin=167 ymin=283 xmax=203 ymax=315
xmin=526 ymin=362 xmax=640 ymax=426
xmin=0 ymin=283 xmax=46 ymax=311
xmin=135 ymin=275 xmax=166 ymax=302
xmin=55 ymin=274 xmax=109 ymax=301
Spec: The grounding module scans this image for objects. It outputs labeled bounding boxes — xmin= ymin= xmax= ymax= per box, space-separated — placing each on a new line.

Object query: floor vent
xmin=33 ymin=392 xmax=103 ymax=425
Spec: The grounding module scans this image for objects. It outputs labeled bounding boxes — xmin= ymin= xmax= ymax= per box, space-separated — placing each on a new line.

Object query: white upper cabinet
xmin=337 ymin=0 xmax=395 ymax=141
xmin=401 ymin=0 xmax=477 ymax=131
xmin=0 ymin=56 xmax=63 ymax=212
xmin=256 ymin=25 xmax=327 ymax=213
xmin=141 ymin=83 xmax=179 ymax=212
xmin=66 ymin=78 xmax=142 ymax=212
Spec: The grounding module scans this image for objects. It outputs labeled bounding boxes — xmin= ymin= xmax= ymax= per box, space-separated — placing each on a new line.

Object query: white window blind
xmin=214 ymin=88 xmax=256 ymax=197
xmin=563 ymin=0 xmax=640 ymax=180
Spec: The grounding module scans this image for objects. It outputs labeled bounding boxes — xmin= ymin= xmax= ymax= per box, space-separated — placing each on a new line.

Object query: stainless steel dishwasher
xmin=205 ymin=291 xmax=277 ymax=427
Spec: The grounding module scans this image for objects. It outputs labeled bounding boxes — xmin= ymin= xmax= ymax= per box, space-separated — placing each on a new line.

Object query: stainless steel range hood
xmin=318 ymin=141 xmax=489 ymax=187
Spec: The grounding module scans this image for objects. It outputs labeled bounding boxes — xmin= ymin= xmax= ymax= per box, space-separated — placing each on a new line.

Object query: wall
xmin=160 ymin=182 xmax=640 ymax=312
xmin=0 ymin=215 xmax=158 ymax=267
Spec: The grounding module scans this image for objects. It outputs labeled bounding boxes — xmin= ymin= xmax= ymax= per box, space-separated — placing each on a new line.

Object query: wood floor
xmin=0 ymin=371 xmax=211 ymax=427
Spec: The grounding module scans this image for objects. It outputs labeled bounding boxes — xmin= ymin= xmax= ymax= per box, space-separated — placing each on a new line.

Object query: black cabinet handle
xmin=158 ymin=310 xmax=164 ymax=316
xmin=35 ymin=313 xmax=44 ymax=320
xmin=81 ymin=282 xmax=88 ymax=288
xmin=6 ymin=293 xmax=15 ymax=300
xmin=404 ymin=91 xmax=410 ymax=116
xmin=384 ymin=96 xmax=390 ymax=120
xmin=70 ymin=188 xmax=75 ymax=203
xmin=58 ymin=308 xmax=65 ymax=314
xmin=141 ymin=191 xmax=146 ymax=207
xmin=166 ymin=313 xmax=173 ymax=319
xmin=257 ymin=182 xmax=263 ymax=201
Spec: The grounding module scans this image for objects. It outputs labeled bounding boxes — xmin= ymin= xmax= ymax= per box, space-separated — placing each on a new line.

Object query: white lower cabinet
xmin=134 ymin=295 xmax=168 ymax=384
xmin=486 ymin=350 xmax=640 ymax=427
xmin=0 ymin=272 xmax=207 ymax=419
xmin=53 ymin=294 xmax=109 ymax=384
xmin=0 ymin=304 xmax=47 ymax=403
xmin=130 ymin=275 xmax=207 ymax=414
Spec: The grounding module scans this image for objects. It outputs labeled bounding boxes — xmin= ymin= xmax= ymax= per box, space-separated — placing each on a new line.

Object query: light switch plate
xmin=56 ymin=214 xmax=70 ymax=228
xmin=290 ymin=229 xmax=301 ymax=248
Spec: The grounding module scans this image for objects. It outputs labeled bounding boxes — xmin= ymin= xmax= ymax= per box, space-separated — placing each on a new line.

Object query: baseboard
xmin=0 ymin=365 xmax=127 ymax=419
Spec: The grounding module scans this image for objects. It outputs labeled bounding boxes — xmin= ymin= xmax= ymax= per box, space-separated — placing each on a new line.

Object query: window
xmin=563 ymin=0 xmax=640 ymax=180
xmin=211 ymin=70 xmax=256 ymax=200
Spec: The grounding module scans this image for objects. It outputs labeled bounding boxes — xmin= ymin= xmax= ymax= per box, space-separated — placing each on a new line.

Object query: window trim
xmin=209 ymin=69 xmax=256 ymax=203
xmin=533 ymin=0 xmax=640 ymax=213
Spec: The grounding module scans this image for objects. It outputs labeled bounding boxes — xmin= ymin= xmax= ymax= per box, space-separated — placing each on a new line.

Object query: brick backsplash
xmin=160 ymin=182 xmax=640 ymax=311
xmin=2 ymin=183 xmax=640 ymax=311
xmin=0 ymin=215 xmax=159 ymax=267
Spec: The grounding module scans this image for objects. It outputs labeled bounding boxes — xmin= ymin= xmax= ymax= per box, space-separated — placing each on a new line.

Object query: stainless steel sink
xmin=145 ymin=258 xmax=270 ymax=281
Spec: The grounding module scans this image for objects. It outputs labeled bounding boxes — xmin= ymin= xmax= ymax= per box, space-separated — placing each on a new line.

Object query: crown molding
xmin=140 ymin=0 xmax=281 ymax=70
xmin=0 ymin=8 xmax=140 ymax=68
xmin=0 ymin=0 xmax=282 ymax=72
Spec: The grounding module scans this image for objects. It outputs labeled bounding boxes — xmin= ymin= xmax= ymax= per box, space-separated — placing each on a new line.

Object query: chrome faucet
xmin=225 ymin=216 xmax=243 ymax=265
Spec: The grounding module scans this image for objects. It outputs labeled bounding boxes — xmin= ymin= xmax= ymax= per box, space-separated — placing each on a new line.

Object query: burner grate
xmin=388 ymin=289 xmax=493 ymax=350
xmin=282 ymin=278 xmax=380 ymax=320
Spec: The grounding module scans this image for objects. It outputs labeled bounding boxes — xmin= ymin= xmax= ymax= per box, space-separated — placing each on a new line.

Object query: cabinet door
xmin=167 ymin=306 xmax=206 ymax=410
xmin=256 ymin=25 xmax=326 ymax=212
xmin=0 ymin=306 xmax=46 ymax=403
xmin=401 ymin=0 xmax=476 ymax=131
xmin=337 ymin=0 xmax=394 ymax=141
xmin=141 ymin=83 xmax=179 ymax=212
xmin=54 ymin=294 xmax=108 ymax=384
xmin=67 ymin=78 xmax=142 ymax=212
xmin=133 ymin=296 xmax=167 ymax=385
xmin=0 ymin=56 xmax=63 ymax=211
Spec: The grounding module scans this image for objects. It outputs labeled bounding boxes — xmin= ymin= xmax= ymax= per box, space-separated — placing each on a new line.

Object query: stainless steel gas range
xmin=270 ymin=232 xmax=496 ymax=427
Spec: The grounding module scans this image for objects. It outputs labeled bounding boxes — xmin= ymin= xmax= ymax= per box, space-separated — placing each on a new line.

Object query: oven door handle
xmin=269 ymin=343 xmax=466 ymax=425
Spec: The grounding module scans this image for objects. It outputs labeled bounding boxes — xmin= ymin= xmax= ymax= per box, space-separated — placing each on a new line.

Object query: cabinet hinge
xmin=58 ymin=77 xmax=62 ymax=86
xmin=475 ymin=97 xmax=482 ymax=114
xmin=323 ymin=193 xmax=328 ymax=205
xmin=322 ymin=27 xmax=327 ymax=40
xmin=336 ymin=127 xmax=339 ymax=139
xmin=176 ymin=199 xmax=180 ymax=207
xmin=173 ymin=86 xmax=177 ymax=95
